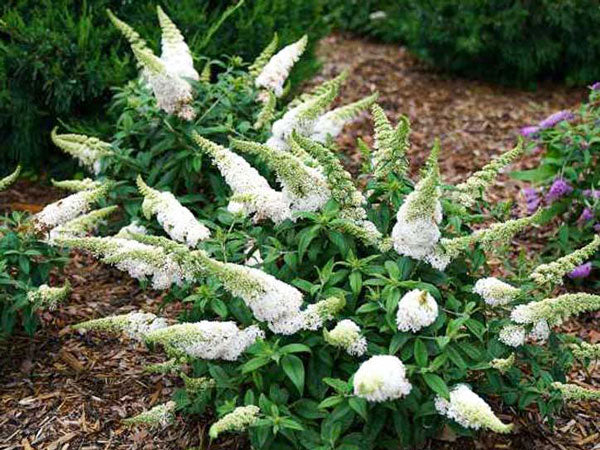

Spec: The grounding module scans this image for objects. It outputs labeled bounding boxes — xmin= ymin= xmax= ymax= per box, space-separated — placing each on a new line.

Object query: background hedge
xmin=0 ymin=0 xmax=329 ymax=171
xmin=330 ymin=0 xmax=600 ymax=87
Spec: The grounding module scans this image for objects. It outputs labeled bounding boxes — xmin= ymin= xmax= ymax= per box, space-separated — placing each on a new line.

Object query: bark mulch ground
xmin=1 ymin=34 xmax=598 ymax=449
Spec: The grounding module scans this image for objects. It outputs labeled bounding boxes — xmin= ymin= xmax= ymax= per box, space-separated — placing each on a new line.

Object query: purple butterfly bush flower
xmin=583 ymin=189 xmax=600 ymax=199
xmin=579 ymin=208 xmax=595 ymax=222
xmin=520 ymin=126 xmax=540 ymax=138
xmin=595 ymin=224 xmax=600 ymax=233
xmin=538 ymin=110 xmax=575 ymax=130
xmin=522 ymin=187 xmax=541 ymax=214
xmin=545 ymin=178 xmax=573 ymax=203
xmin=590 ymin=81 xmax=600 ymax=91
xmin=568 ymin=262 xmax=593 ymax=279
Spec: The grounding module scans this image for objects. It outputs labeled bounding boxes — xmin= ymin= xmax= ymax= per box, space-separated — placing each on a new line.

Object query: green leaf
xmin=282 ymin=354 xmax=305 ymax=395
xmin=348 ymin=397 xmax=368 ymax=421
xmin=414 ymin=339 xmax=428 ymax=367
xmin=422 ymin=373 xmax=450 ymax=400
xmin=280 ymin=343 xmax=312 ymax=355
xmin=318 ymin=395 xmax=344 ymax=409
xmin=241 ymin=356 xmax=271 ymax=374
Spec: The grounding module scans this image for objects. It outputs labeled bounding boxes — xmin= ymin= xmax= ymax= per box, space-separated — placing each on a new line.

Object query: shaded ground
xmin=1 ymin=34 xmax=598 ymax=449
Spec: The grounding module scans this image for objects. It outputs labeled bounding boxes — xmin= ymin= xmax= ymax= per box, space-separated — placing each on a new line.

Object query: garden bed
xmin=1 ymin=34 xmax=598 ymax=450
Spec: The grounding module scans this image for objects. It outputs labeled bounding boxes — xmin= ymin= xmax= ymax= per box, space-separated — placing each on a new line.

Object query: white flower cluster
xmin=498 ymin=324 xmax=526 ymax=347
xmin=396 ymin=289 xmax=439 ymax=333
xmin=27 ymin=283 xmax=71 ymax=310
xmin=354 ymin=355 xmax=412 ymax=402
xmin=391 ymin=174 xmax=448 ymax=270
xmin=192 ymin=133 xmax=291 ymax=223
xmin=324 ymin=319 xmax=367 ymax=356
xmin=301 ymin=296 xmax=346 ymax=331
xmin=76 ymin=311 xmax=168 ymax=340
xmin=64 ymin=236 xmax=192 ymax=290
xmin=194 ymin=251 xmax=306 ymax=334
xmin=255 ymin=35 xmax=307 ymax=96
xmin=138 ymin=177 xmax=210 ymax=247
xmin=473 ymin=277 xmax=520 ymax=306
xmin=209 ymin=405 xmax=261 ymax=439
xmin=552 ymin=382 xmax=600 ymax=401
xmin=435 ymin=384 xmax=513 ymax=433
xmin=156 ymin=6 xmax=199 ymax=82
xmin=510 ymin=293 xmax=600 ymax=326
xmin=34 ymin=184 xmax=109 ymax=231
xmin=490 ymin=353 xmax=515 ymax=374
xmin=528 ymin=319 xmax=550 ymax=343
xmin=123 ymin=401 xmax=176 ymax=428
xmin=145 ymin=321 xmax=264 ymax=360
xmin=116 ymin=221 xmax=148 ymax=238
xmin=229 ymin=138 xmax=331 ymax=214
xmin=51 ymin=128 xmax=111 ymax=175
xmin=131 ymin=44 xmax=195 ymax=120
xmin=48 ymin=206 xmax=118 ymax=244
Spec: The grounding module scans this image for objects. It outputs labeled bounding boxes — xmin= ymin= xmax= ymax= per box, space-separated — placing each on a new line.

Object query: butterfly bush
xmin=32 ymin=21 xmax=600 ymax=448
xmin=516 ymin=86 xmax=600 ymax=287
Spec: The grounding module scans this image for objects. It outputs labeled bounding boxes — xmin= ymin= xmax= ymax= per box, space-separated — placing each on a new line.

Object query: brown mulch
xmin=1 ymin=34 xmax=598 ymax=449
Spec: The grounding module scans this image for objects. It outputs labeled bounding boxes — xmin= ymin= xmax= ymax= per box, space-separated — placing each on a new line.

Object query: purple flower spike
xmin=520 ymin=126 xmax=540 ymax=138
xmin=538 ymin=110 xmax=574 ymax=130
xmin=546 ymin=178 xmax=573 ymax=203
xmin=590 ymin=81 xmax=600 ymax=91
xmin=583 ymin=189 xmax=600 ymax=199
xmin=579 ymin=208 xmax=595 ymax=222
xmin=522 ymin=187 xmax=541 ymax=214
xmin=568 ymin=262 xmax=593 ymax=279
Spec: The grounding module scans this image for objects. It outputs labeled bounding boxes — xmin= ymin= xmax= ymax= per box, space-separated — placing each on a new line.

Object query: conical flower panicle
xmin=353 ymin=355 xmax=412 ymax=402
xmin=396 ymin=289 xmax=439 ymax=332
xmin=391 ymin=143 xmax=443 ymax=266
xmin=27 ymin=282 xmax=71 ymax=310
xmin=310 ymin=93 xmax=379 ymax=144
xmin=324 ymin=319 xmax=367 ymax=356
xmin=144 ymin=321 xmax=264 ymax=360
xmin=51 ymin=128 xmax=112 ymax=175
xmin=490 ymin=353 xmax=515 ymax=374
xmin=255 ymin=35 xmax=307 ymax=96
xmin=106 ymin=9 xmax=148 ymax=52
xmin=371 ymin=104 xmax=410 ymax=179
xmin=473 ymin=277 xmax=520 ymax=306
xmin=329 ymin=219 xmax=383 ymax=248
xmin=435 ymin=384 xmax=513 ymax=433
xmin=451 ymin=139 xmax=524 ymax=207
xmin=230 ymin=138 xmax=331 ymax=213
xmin=156 ymin=6 xmax=199 ymax=81
xmin=498 ymin=324 xmax=526 ymax=347
xmin=570 ymin=341 xmax=600 ymax=360
xmin=511 ymin=293 xmax=600 ymax=326
xmin=300 ymin=296 xmax=346 ymax=330
xmin=60 ymin=236 xmax=192 ymax=290
xmin=209 ymin=405 xmax=261 ymax=439
xmin=290 ymin=132 xmax=366 ymax=221
xmin=48 ymin=206 xmax=118 ymax=243
xmin=131 ymin=45 xmax=195 ymax=120
xmin=51 ymin=178 xmax=101 ymax=192
xmin=192 ymin=251 xmax=305 ymax=335
xmin=0 ymin=166 xmax=21 ymax=192
xmin=123 ymin=401 xmax=176 ymax=428
xmin=440 ymin=210 xmax=542 ymax=260
xmin=266 ymin=80 xmax=339 ymax=151
xmin=192 ymin=133 xmax=291 ymax=223
xmin=288 ymin=70 xmax=349 ymax=109
xmin=552 ymin=382 xmax=600 ymax=401
xmin=530 ymin=235 xmax=600 ymax=286
xmin=249 ymin=33 xmax=279 ymax=78
xmin=254 ymin=90 xmax=277 ymax=130
xmin=75 ymin=311 xmax=168 ymax=340
xmin=137 ymin=176 xmax=210 ymax=247
xmin=34 ymin=183 xmax=112 ymax=231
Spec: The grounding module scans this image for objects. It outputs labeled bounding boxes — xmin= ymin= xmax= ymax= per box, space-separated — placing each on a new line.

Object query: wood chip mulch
xmin=1 ymin=34 xmax=598 ymax=449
